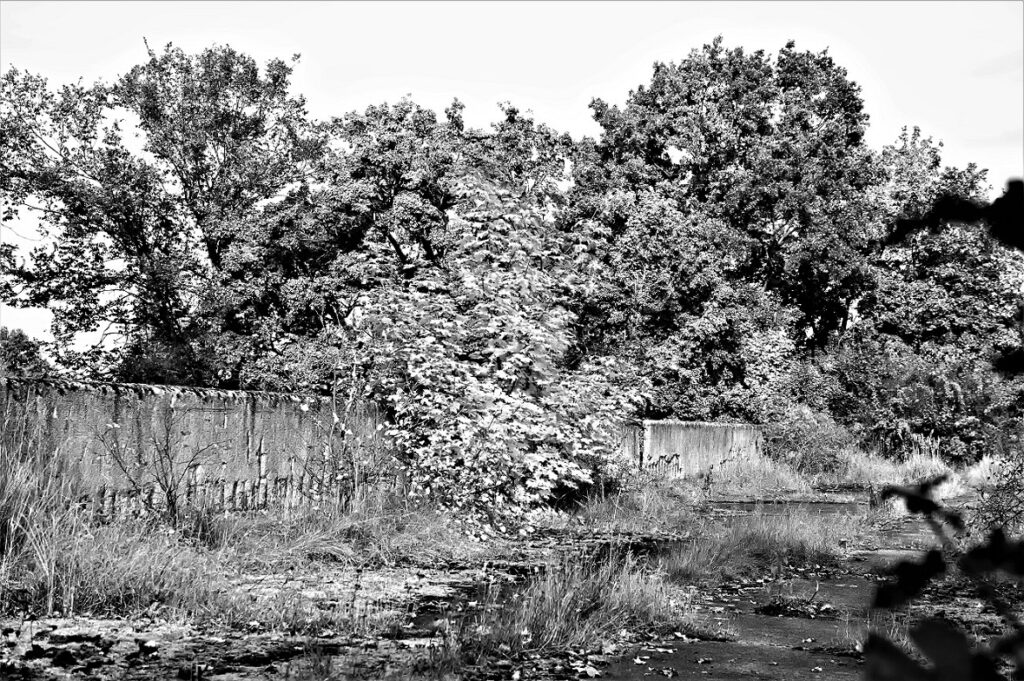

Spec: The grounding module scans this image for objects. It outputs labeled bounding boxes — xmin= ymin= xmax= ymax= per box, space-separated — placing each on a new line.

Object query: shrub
xmin=763 ymin=405 xmax=855 ymax=476
xmin=973 ymin=424 xmax=1024 ymax=536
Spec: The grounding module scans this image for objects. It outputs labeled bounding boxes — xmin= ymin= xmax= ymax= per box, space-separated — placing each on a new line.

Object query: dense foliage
xmin=0 ymin=327 xmax=51 ymax=378
xmin=3 ymin=39 xmax=1022 ymax=513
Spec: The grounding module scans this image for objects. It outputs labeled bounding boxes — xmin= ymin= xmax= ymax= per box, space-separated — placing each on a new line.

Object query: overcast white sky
xmin=1 ymin=1 xmax=1022 ymax=340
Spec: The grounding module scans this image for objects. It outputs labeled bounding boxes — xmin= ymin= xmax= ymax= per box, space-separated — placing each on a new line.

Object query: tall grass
xmin=661 ymin=505 xmax=861 ymax=583
xmin=0 ymin=436 xmax=485 ymax=627
xmin=1 ymin=445 xmax=226 ymax=617
xmin=836 ymin=448 xmax=951 ymax=488
xmin=552 ymin=478 xmax=697 ymax=535
xmin=12 ymin=515 xmax=223 ymax=617
xmin=699 ymin=454 xmax=811 ymax=496
xmin=462 ymin=552 xmax=703 ymax=657
xmin=0 ymin=427 xmax=87 ymax=556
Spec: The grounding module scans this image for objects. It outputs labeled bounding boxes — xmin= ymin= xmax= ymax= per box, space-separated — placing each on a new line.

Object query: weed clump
xmin=661 ymin=505 xmax=858 ymax=583
xmin=462 ymin=552 xmax=703 ymax=658
xmin=1 ymin=446 xmax=224 ymax=618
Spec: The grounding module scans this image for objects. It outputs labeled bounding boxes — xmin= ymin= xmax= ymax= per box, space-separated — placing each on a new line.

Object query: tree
xmin=822 ymin=129 xmax=1024 ymax=462
xmin=333 ymin=175 xmax=639 ymax=515
xmin=1 ymin=43 xmax=322 ymax=384
xmin=0 ymin=327 xmax=51 ymax=378
xmin=866 ymin=129 xmax=1022 ymax=353
xmin=203 ymin=98 xmax=580 ymax=393
xmin=576 ymin=38 xmax=881 ymax=352
xmin=561 ymin=38 xmax=882 ymax=424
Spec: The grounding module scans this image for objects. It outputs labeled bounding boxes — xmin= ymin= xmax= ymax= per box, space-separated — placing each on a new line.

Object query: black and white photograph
xmin=1 ymin=1 xmax=1022 ymax=679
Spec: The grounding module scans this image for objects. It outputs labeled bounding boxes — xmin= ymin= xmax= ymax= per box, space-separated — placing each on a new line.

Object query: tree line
xmin=3 ymin=38 xmax=1022 ymax=512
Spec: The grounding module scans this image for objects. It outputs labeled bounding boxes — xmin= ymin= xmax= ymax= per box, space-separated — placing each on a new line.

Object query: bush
xmin=973 ymin=424 xmax=1024 ymax=536
xmin=763 ymin=406 xmax=855 ymax=476
xmin=822 ymin=331 xmax=1022 ymax=466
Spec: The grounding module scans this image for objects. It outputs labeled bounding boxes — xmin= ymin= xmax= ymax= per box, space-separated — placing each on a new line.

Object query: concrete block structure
xmin=624 ymin=419 xmax=765 ymax=478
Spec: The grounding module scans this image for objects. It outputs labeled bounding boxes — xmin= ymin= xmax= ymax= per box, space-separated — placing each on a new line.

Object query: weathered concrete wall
xmin=627 ymin=420 xmax=765 ymax=478
xmin=1 ymin=377 xmax=395 ymax=513
xmin=619 ymin=422 xmax=643 ymax=468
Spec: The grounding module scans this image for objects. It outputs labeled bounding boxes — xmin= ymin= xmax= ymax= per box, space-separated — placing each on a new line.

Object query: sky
xmin=1 ymin=0 xmax=1022 ymax=341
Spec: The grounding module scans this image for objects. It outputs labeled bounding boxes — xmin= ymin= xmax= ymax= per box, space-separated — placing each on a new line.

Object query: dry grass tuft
xmin=1 ymin=446 xmax=224 ymax=618
xmin=0 ymin=441 xmax=485 ymax=628
xmin=703 ymin=455 xmax=811 ymax=496
xmin=462 ymin=552 xmax=707 ymax=657
xmin=661 ymin=505 xmax=862 ymax=583
xmin=215 ymin=504 xmax=495 ymax=573
xmin=814 ymin=448 xmax=963 ymax=494
xmin=553 ymin=478 xmax=696 ymax=534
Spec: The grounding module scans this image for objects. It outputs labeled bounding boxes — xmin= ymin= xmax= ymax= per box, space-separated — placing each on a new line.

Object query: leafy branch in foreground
xmin=865 ymin=474 xmax=1024 ymax=680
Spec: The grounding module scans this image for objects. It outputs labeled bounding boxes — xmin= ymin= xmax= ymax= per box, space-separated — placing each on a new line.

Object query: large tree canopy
xmin=574 ymin=39 xmax=881 ymax=350
xmin=1 ymin=43 xmax=322 ymax=383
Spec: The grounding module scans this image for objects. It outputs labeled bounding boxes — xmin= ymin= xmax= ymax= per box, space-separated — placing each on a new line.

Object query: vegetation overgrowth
xmin=2 ymin=37 xmax=1022 ymax=519
xmin=462 ymin=553 xmax=704 ymax=657
xmin=2 ymin=30 xmax=1022 ymax=681
xmin=659 ymin=505 xmax=860 ymax=583
xmin=0 ymin=429 xmax=966 ymax=618
xmin=0 ymin=441 xmax=488 ymax=625
xmin=4 ymin=427 xmax=1021 ymax=679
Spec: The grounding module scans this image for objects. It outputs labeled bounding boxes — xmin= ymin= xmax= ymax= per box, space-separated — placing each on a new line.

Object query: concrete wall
xmin=626 ymin=420 xmax=765 ymax=478
xmin=1 ymin=377 xmax=395 ymax=514
xmin=4 ymin=378 xmax=767 ymax=511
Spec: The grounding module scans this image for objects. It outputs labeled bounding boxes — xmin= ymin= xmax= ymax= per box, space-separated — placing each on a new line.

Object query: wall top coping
xmin=641 ymin=419 xmax=763 ymax=429
xmin=1 ymin=376 xmax=336 ymax=405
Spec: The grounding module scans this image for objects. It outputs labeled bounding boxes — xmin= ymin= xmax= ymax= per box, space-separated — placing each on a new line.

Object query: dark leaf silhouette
xmin=914 ymin=617 xmax=1008 ymax=680
xmin=873 ymin=549 xmax=946 ymax=609
xmin=911 ymin=618 xmax=973 ymax=681
xmin=882 ymin=475 xmax=949 ymax=515
xmin=864 ymin=633 xmax=932 ymax=681
xmin=961 ymin=529 xmax=1024 ymax=577
xmin=888 ymin=180 xmax=1023 ymax=254
xmin=879 ymin=475 xmax=965 ymax=530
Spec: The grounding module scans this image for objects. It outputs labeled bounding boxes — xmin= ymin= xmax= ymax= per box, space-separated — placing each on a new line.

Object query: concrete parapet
xmin=1 ymin=377 xmax=395 ymax=514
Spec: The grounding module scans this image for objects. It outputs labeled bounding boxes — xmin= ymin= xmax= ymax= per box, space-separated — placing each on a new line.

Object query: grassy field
xmin=1 ymin=439 xmax=1006 ymax=679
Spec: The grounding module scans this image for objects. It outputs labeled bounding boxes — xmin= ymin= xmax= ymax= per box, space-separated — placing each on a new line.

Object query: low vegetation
xmin=462 ymin=553 xmax=705 ymax=658
xmin=214 ymin=505 xmax=499 ymax=572
xmin=0 ymin=443 xmax=494 ymax=628
xmin=660 ymin=505 xmax=861 ymax=583
xmin=5 ymin=430 xmax=1022 ymax=679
